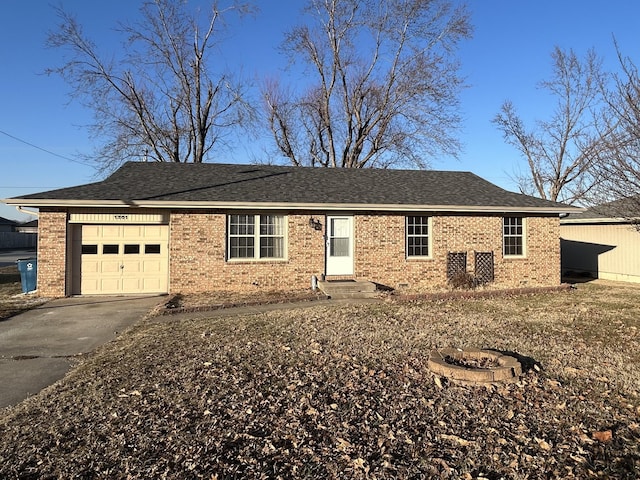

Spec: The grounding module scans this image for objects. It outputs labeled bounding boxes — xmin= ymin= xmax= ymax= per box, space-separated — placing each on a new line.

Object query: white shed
xmin=560 ymin=199 xmax=640 ymax=283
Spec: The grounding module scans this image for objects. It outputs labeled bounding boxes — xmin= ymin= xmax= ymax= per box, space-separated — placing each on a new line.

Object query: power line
xmin=0 ymin=129 xmax=94 ymax=166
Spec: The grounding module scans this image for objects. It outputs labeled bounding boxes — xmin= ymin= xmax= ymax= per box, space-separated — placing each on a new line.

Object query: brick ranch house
xmin=3 ymin=162 xmax=578 ymax=297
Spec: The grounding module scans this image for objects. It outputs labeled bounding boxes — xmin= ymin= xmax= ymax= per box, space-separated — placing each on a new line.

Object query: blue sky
xmin=1 ymin=0 xmax=639 ymax=221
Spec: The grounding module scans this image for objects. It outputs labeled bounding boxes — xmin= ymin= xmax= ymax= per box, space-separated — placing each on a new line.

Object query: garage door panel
xmin=123 ymin=260 xmax=142 ymax=273
xmin=80 ymin=224 xmax=168 ymax=294
xmin=142 ymin=278 xmax=162 ymax=290
xmin=123 ymin=225 xmax=144 ymax=238
xmin=142 ymin=225 xmax=164 ymax=239
xmin=82 ymin=225 xmax=101 ymax=240
xmin=102 ymin=225 xmax=123 ymax=239
xmin=142 ymin=259 xmax=162 ymax=273
xmin=100 ymin=278 xmax=122 ymax=293
xmin=82 ymin=279 xmax=100 ymax=294
xmin=122 ymin=278 xmax=142 ymax=291
xmin=82 ymin=260 xmax=100 ymax=274
xmin=100 ymin=261 xmax=122 ymax=274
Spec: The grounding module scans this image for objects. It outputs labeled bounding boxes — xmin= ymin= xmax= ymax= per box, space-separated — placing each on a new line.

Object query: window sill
xmin=406 ymin=256 xmax=433 ymax=261
xmin=226 ymin=258 xmax=288 ymax=264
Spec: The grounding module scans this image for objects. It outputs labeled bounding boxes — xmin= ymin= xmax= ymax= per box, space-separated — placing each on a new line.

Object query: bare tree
xmin=493 ymin=47 xmax=604 ymax=204
xmin=47 ymin=0 xmax=253 ymax=170
xmin=263 ymin=0 xmax=471 ymax=169
xmin=590 ymin=43 xmax=640 ymax=221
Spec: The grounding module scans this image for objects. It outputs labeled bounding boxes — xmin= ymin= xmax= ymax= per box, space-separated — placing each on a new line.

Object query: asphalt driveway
xmin=0 ymin=295 xmax=163 ymax=409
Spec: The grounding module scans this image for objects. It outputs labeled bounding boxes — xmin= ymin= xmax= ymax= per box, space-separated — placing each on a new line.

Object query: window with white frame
xmin=406 ymin=216 xmax=430 ymax=257
xmin=228 ymin=214 xmax=285 ymax=260
xmin=503 ymin=217 xmax=524 ymax=256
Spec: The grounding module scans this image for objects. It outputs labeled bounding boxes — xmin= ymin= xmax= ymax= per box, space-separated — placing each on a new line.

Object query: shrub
xmin=449 ymin=272 xmax=477 ymax=289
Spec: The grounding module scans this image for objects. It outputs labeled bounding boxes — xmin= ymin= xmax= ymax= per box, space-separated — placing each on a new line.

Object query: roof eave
xmin=4 ymin=198 xmax=580 ymax=214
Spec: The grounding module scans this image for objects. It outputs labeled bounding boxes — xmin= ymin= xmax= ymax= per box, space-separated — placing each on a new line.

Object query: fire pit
xmin=428 ymin=348 xmax=522 ymax=385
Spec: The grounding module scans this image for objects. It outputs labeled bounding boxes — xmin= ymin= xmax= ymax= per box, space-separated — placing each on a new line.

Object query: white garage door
xmin=79 ymin=224 xmax=169 ymax=294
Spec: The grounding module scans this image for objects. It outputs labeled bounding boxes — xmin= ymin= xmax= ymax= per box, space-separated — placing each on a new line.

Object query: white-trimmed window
xmin=406 ymin=216 xmax=430 ymax=258
xmin=228 ymin=214 xmax=286 ymax=260
xmin=503 ymin=217 xmax=524 ymax=257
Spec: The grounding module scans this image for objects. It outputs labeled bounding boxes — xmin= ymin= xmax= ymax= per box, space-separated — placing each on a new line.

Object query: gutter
xmin=2 ymin=198 xmax=582 ymax=215
xmin=560 ymin=217 xmax=631 ymax=225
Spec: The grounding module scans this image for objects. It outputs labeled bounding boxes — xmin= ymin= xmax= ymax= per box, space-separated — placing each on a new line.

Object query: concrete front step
xmin=317 ymin=280 xmax=377 ymax=299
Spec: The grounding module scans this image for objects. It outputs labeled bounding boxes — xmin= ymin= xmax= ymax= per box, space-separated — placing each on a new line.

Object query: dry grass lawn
xmin=0 ymin=280 xmax=639 ymax=478
xmin=0 ymin=266 xmax=47 ymax=321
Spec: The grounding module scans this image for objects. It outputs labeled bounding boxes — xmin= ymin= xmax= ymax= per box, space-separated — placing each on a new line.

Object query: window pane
xmin=124 ymin=244 xmax=140 ymax=254
xmin=330 ymin=237 xmax=349 ymax=257
xmin=229 ymin=237 xmax=254 ymax=258
xmin=103 ymin=244 xmax=119 ymax=254
xmin=504 ymin=237 xmax=523 ymax=256
xmin=331 ymin=218 xmax=349 ymax=238
xmin=259 ymin=216 xmax=284 ymax=258
xmin=81 ymin=244 xmax=98 ymax=255
xmin=408 ymin=237 xmax=429 ymax=257
xmin=145 ymin=244 xmax=161 ymax=254
xmin=260 ymin=215 xmax=283 ymax=236
xmin=260 ymin=236 xmax=284 ymax=258
xmin=230 ymin=214 xmax=254 ymax=235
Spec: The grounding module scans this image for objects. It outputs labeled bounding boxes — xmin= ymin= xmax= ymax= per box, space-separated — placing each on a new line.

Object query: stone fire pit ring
xmin=428 ymin=348 xmax=522 ymax=385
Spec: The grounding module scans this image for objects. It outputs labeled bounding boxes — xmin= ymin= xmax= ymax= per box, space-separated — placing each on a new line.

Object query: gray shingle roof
xmin=0 ymin=216 xmax=18 ymax=226
xmin=7 ymin=162 xmax=575 ymax=212
xmin=561 ymin=197 xmax=640 ymax=223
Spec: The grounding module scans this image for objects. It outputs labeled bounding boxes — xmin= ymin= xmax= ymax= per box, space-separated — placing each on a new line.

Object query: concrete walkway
xmin=0 ymin=295 xmax=163 ymax=409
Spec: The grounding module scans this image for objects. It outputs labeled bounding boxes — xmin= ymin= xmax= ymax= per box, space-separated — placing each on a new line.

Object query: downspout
xmin=16 ymin=206 xmax=39 ymax=217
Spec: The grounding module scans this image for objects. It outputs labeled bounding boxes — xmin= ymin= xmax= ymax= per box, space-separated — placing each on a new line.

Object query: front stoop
xmin=317 ymin=280 xmax=378 ymax=299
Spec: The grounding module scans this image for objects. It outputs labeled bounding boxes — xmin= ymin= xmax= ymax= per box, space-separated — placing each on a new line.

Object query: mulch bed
xmin=151 ymin=289 xmax=329 ymax=316
xmin=150 ymin=284 xmax=575 ymax=317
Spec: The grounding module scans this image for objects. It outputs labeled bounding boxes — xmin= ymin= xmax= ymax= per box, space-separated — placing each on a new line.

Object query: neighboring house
xmin=0 ymin=216 xmax=17 ymax=233
xmin=0 ymin=216 xmax=37 ymax=250
xmin=561 ymin=198 xmax=640 ymax=283
xmin=3 ymin=162 xmax=577 ymax=297
xmin=15 ymin=219 xmax=38 ymax=234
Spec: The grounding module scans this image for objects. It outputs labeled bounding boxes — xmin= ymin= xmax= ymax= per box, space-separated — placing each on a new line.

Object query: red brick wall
xmin=36 ymin=209 xmax=68 ymax=297
xmin=170 ymin=211 xmax=560 ymax=294
xmin=169 ymin=211 xmax=325 ymax=293
xmin=355 ymin=213 xmax=560 ymax=290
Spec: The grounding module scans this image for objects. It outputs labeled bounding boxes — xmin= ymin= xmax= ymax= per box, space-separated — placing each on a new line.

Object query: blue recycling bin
xmin=16 ymin=258 xmax=37 ymax=293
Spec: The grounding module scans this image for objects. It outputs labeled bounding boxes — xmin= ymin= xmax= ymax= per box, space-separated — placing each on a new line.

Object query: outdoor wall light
xmin=309 ymin=217 xmax=323 ymax=231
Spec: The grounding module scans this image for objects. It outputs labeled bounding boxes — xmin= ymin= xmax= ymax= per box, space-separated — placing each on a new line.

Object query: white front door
xmin=326 ymin=215 xmax=354 ymax=276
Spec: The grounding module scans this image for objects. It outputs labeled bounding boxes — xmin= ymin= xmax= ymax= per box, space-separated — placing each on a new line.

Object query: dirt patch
xmin=444 ymin=353 xmax=501 ymax=369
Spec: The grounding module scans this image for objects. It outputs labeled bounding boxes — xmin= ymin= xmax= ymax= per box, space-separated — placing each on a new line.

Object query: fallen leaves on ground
xmin=0 ymin=281 xmax=639 ymax=478
xmin=156 ymin=288 xmax=326 ymax=315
